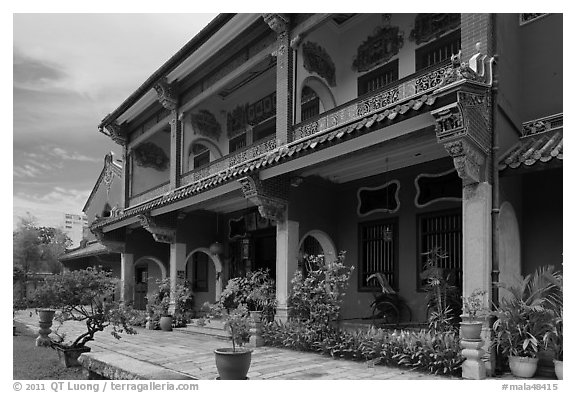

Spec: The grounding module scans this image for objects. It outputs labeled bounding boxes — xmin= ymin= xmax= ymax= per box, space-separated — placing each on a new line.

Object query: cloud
xmin=13 ymin=48 xmax=67 ymax=91
xmin=49 ymin=147 xmax=100 ymax=163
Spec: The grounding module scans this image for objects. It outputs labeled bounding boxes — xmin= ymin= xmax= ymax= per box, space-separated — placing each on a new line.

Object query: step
xmin=176 ymin=320 xmax=230 ymax=340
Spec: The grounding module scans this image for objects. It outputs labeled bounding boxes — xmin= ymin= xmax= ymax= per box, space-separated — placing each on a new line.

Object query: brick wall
xmin=461 ymin=13 xmax=493 ymax=60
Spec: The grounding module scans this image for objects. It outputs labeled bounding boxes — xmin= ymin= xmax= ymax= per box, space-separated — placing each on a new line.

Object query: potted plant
xmin=543 ymin=268 xmax=563 ymax=379
xmin=148 ymin=278 xmax=194 ymax=331
xmin=31 ymin=267 xmax=137 ymax=367
xmin=492 ymin=265 xmax=561 ymax=378
xmin=212 ymin=304 xmax=252 ymax=380
xmin=460 ymin=289 xmax=488 ymax=340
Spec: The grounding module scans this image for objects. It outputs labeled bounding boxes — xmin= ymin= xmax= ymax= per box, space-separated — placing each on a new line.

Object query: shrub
xmin=218 ymin=269 xmax=276 ymax=321
xmin=147 ymin=278 xmax=194 ymax=328
xmin=262 ymin=320 xmax=463 ymax=376
xmin=288 ymin=252 xmax=353 ymax=328
xmin=31 ymin=267 xmax=137 ymax=348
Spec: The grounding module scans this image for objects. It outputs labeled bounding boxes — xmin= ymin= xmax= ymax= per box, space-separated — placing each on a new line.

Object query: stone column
xmin=120 ymin=253 xmax=135 ymax=305
xmin=153 ymin=77 xmax=180 ymax=189
xmin=275 ymin=220 xmax=299 ymax=321
xmin=168 ymin=242 xmax=186 ymax=314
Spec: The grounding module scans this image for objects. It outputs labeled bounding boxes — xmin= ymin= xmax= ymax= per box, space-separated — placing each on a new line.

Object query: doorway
xmin=252 ymin=228 xmax=276 ymax=278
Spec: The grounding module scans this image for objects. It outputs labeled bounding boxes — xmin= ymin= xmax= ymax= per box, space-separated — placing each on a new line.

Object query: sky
xmin=12 ymin=12 xmax=218 ymax=229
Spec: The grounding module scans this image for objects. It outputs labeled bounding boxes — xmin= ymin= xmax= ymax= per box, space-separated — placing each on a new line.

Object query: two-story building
xmin=89 ymin=14 xmax=562 ymax=331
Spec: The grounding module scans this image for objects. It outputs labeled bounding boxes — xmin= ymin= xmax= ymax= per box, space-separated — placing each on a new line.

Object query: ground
xmin=13 ymin=321 xmax=83 ymax=380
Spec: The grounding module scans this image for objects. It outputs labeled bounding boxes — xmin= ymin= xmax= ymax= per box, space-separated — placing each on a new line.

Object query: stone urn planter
xmin=509 ymin=356 xmax=538 ymax=378
xmin=55 ymin=346 xmax=91 ymax=368
xmin=553 ymin=360 xmax=563 ymax=380
xmin=460 ymin=321 xmax=483 ymax=340
xmin=249 ymin=311 xmax=264 ymax=347
xmin=159 ymin=315 xmax=173 ymax=331
xmin=214 ymin=348 xmax=252 ymax=380
xmin=36 ymin=308 xmax=56 ymax=347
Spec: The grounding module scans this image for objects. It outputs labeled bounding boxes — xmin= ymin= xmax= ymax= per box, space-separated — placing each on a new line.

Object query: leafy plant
xmin=147 ymin=278 xmax=194 ymax=328
xmin=203 ymin=301 xmax=250 ymax=351
xmin=218 ymin=269 xmax=276 ymax=321
xmin=31 ymin=267 xmax=137 ymax=349
xmin=462 ymin=289 xmax=488 ymax=321
xmin=492 ymin=265 xmax=562 ymax=358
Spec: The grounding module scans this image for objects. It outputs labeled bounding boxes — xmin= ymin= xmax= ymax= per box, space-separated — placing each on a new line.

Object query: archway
xmin=298 ymin=230 xmax=337 ymax=267
xmin=185 ymin=247 xmax=223 ymax=304
xmin=133 ymin=256 xmax=167 ymax=310
xmin=186 ymin=138 xmax=223 ymax=171
xmin=298 ymin=76 xmax=336 ymax=123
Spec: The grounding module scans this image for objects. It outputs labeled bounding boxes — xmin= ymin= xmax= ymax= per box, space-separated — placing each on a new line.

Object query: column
xmin=275 ymin=220 xmax=299 ymax=321
xmin=120 ymin=253 xmax=135 ymax=305
xmin=168 ymin=242 xmax=186 ymax=314
xmin=169 ymin=111 xmax=182 ymax=189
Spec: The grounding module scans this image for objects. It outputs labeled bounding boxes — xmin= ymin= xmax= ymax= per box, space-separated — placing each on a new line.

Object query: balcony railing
xmin=129 ymin=181 xmax=171 ymax=207
xmin=291 ymin=60 xmax=452 ymax=143
xmin=180 ymin=135 xmax=278 ymax=186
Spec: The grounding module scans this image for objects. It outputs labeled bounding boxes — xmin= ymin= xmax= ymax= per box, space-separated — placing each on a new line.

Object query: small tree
xmin=32 ymin=267 xmax=137 ymax=348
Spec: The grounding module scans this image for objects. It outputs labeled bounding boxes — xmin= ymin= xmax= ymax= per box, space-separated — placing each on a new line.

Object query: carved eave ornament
xmin=238 ymin=176 xmax=287 ymax=222
xmin=153 ymin=78 xmax=178 ymax=111
xmin=262 ymin=14 xmax=290 ymax=34
xmin=91 ymin=227 xmax=125 ymax=253
xmin=104 ymin=122 xmax=127 ymax=146
xmin=434 ymin=46 xmax=494 ymax=95
xmin=137 ymin=213 xmax=176 ymax=243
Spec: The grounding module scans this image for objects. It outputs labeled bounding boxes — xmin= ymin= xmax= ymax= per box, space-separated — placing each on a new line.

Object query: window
xmin=190 ymin=143 xmax=210 ymax=169
xmin=358 ymin=219 xmax=398 ymax=291
xmin=417 ymin=209 xmax=462 ymax=289
xmin=191 ymin=253 xmax=209 ymax=292
xmin=357 ymin=59 xmax=399 ymax=96
xmin=415 ymin=29 xmax=461 ymax=71
xmin=229 ymin=133 xmax=247 ymax=153
xmin=301 ymin=86 xmax=320 ymax=121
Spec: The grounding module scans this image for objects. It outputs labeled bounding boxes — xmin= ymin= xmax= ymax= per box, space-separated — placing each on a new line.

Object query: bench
xmin=78 ymin=352 xmax=196 ymax=380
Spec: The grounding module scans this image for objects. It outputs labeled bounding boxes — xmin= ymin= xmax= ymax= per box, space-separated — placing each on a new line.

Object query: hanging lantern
xmin=209 ymin=241 xmax=224 ymax=256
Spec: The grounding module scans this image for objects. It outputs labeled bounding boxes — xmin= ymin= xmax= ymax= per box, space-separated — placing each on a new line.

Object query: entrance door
xmin=134 ymin=266 xmax=148 ymax=310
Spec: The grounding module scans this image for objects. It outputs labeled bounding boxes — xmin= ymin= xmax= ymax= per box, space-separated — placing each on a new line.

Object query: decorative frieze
xmin=519 ymin=13 xmax=548 ymax=26
xmin=132 ymin=142 xmax=169 ymax=171
xmin=409 ymin=14 xmax=461 ymax=45
xmin=153 ymin=77 xmax=178 ymax=111
xmin=137 ymin=213 xmax=176 ymax=243
xmin=191 ymin=110 xmax=222 ymax=141
xmin=227 ymin=92 xmax=277 ymax=138
xmin=302 ymin=41 xmax=336 ymax=86
xmin=522 ymin=113 xmax=563 ymax=137
xmin=129 ymin=182 xmax=171 ymax=207
xmin=436 ymin=51 xmax=488 ymax=89
xmin=353 ymin=25 xmax=404 ymax=72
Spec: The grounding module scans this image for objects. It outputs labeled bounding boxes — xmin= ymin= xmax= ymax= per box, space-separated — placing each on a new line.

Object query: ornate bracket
xmin=153 ymin=77 xmax=178 ymax=111
xmin=436 ymin=47 xmax=492 ymax=90
xmin=137 ymin=213 xmax=176 ymax=243
xmin=104 ymin=122 xmax=127 ymax=145
xmin=432 ymin=89 xmax=491 ymax=186
xmin=238 ymin=175 xmax=287 ymax=222
xmin=262 ymin=14 xmax=290 ymax=34
xmin=91 ymin=227 xmax=125 ymax=253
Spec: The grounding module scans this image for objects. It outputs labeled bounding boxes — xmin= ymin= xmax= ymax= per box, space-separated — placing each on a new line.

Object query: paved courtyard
xmin=15 ymin=310 xmax=456 ymax=380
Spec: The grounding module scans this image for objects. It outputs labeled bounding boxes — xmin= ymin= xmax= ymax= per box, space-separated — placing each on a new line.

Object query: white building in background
xmin=62 ymin=213 xmax=88 ymax=248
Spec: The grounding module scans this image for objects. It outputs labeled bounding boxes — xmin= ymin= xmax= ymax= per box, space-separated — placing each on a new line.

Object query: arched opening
xmin=298 ymin=76 xmax=336 ymax=123
xmin=185 ymin=248 xmax=223 ymax=307
xmin=186 ymin=138 xmax=223 ymax=172
xmin=133 ymin=256 xmax=167 ymax=310
xmin=298 ymin=230 xmax=337 ymax=274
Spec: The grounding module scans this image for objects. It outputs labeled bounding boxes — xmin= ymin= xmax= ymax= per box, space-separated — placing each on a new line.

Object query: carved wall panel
xmin=353 ymin=25 xmax=404 ymax=72
xmin=302 ymin=41 xmax=336 ymax=87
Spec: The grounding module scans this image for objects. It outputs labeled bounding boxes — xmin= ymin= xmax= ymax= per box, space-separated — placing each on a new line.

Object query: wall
xmin=130 ymin=129 xmax=171 ymax=196
xmin=520 ymin=14 xmax=563 ymax=120
xmin=84 ymin=168 xmax=123 ymax=227
xmin=520 ymin=169 xmax=563 ymax=275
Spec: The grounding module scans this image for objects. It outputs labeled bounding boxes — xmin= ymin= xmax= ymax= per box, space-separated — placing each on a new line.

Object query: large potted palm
xmin=492 ymin=265 xmax=562 ymax=378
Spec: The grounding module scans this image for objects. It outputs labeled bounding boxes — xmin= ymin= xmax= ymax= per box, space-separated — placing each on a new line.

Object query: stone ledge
xmin=79 ymin=352 xmax=196 ymax=380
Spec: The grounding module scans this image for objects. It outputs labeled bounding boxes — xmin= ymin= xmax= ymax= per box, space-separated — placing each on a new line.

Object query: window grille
xmin=301 ymin=86 xmax=320 ymax=122
xmin=415 ymin=29 xmax=461 ymax=71
xmin=418 ymin=209 xmax=463 ymax=289
xmin=229 ymin=133 xmax=247 ymax=153
xmin=357 ymin=59 xmax=399 ymax=96
xmin=359 ymin=219 xmax=398 ymax=291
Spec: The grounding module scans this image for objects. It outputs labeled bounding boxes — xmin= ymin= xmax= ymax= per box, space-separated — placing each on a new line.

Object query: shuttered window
xmin=358 ymin=219 xmax=398 ymax=291
xmin=418 ymin=209 xmax=463 ymax=289
xmin=357 ymin=59 xmax=399 ymax=96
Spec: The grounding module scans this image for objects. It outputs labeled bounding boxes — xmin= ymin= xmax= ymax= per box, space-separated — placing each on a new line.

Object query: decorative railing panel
xmin=129 ymin=182 xmax=171 ymax=207
xmin=180 ymin=136 xmax=277 ymax=186
xmin=292 ymin=62 xmax=451 ymax=142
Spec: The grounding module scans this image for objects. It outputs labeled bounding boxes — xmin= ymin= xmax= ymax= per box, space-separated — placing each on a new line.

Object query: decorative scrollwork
xmin=262 ymin=14 xmax=290 ymax=34
xmin=137 ymin=213 xmax=176 ymax=243
xmin=104 ymin=122 xmax=127 ymax=145
xmin=153 ymin=77 xmax=178 ymax=111
xmin=302 ymin=41 xmax=336 ymax=87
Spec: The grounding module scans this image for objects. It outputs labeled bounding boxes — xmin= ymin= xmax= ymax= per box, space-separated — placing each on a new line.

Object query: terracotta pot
xmin=159 ymin=316 xmax=173 ymax=331
xmin=553 ymin=359 xmax=563 ymax=380
xmin=56 ymin=346 xmax=91 ymax=368
xmin=214 ymin=348 xmax=252 ymax=380
xmin=460 ymin=322 xmax=483 ymax=340
xmin=509 ymin=356 xmax=538 ymax=378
